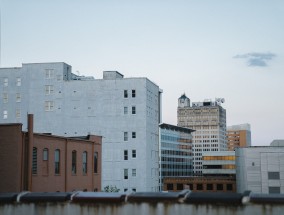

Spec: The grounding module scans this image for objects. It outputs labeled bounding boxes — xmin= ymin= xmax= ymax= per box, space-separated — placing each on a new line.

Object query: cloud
xmin=233 ymin=52 xmax=276 ymax=67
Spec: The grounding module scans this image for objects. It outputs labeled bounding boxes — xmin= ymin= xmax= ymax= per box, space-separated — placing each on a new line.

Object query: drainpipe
xmin=27 ymin=114 xmax=34 ymax=191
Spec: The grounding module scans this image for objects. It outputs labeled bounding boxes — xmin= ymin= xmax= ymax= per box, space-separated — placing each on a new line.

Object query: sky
xmin=1 ymin=0 xmax=284 ymax=146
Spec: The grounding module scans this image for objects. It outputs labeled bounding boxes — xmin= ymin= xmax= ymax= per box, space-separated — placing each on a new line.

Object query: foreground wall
xmin=1 ymin=191 xmax=284 ymax=215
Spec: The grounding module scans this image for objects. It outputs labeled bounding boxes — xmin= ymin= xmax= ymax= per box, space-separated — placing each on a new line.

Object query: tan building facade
xmin=0 ymin=115 xmax=102 ymax=192
xmin=227 ymin=124 xmax=251 ymax=151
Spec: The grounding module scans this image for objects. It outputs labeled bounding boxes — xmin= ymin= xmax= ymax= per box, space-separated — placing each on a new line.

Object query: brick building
xmin=0 ymin=115 xmax=102 ymax=192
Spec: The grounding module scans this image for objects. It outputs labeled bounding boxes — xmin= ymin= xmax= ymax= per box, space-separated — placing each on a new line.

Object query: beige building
xmin=227 ymin=124 xmax=251 ymax=151
xmin=177 ymin=94 xmax=227 ymax=175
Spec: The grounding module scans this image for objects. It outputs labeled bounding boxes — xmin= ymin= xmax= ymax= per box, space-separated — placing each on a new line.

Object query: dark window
xmin=83 ymin=151 xmax=87 ymax=174
xmin=94 ymin=152 xmax=98 ymax=173
xmin=132 ymin=132 xmax=136 ymax=138
xmin=124 ymin=169 xmax=128 ymax=179
xmin=268 ymin=172 xmax=280 ymax=180
xmin=217 ymin=184 xmax=223 ymax=191
xmin=132 ymin=106 xmax=136 ymax=114
xmin=124 ymin=132 xmax=128 ymax=141
xmin=177 ymin=184 xmax=183 ymax=191
xmin=132 ymin=188 xmax=136 ymax=192
xmin=124 ymin=188 xmax=128 ymax=192
xmin=227 ymin=184 xmax=233 ymax=191
xmin=197 ymin=184 xmax=203 ymax=190
xmin=124 ymin=150 xmax=128 ymax=160
xmin=124 ymin=90 xmax=128 ymax=98
xmin=269 ymin=186 xmax=280 ymax=194
xmin=132 ymin=150 xmax=136 ymax=158
xmin=72 ymin=150 xmax=77 ymax=174
xmin=132 ymin=90 xmax=136 ymax=98
xmin=55 ymin=149 xmax=60 ymax=174
xmin=188 ymin=184 xmax=193 ymax=190
xmin=32 ymin=147 xmax=37 ymax=174
xmin=167 ymin=184 xmax=173 ymax=190
xmin=207 ymin=184 xmax=213 ymax=190
xmin=43 ymin=148 xmax=48 ymax=161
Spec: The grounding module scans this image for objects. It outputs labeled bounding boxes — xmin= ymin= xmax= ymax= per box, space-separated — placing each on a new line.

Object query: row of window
xmin=124 ymin=168 xmax=137 ymax=179
xmin=124 ymin=106 xmax=136 ymax=115
xmin=124 ymin=90 xmax=136 ymax=98
xmin=2 ymin=77 xmax=21 ymax=87
xmin=123 ymin=150 xmax=137 ymax=160
xmin=124 ymin=132 xmax=136 ymax=141
xmin=2 ymin=93 xmax=21 ymax=103
xmin=32 ymin=148 xmax=99 ymax=175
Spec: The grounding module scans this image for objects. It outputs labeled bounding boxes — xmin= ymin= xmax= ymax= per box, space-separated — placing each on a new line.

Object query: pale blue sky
xmin=1 ymin=0 xmax=284 ymax=145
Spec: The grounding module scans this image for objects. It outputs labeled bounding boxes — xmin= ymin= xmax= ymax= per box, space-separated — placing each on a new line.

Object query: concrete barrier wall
xmin=1 ymin=191 xmax=284 ymax=215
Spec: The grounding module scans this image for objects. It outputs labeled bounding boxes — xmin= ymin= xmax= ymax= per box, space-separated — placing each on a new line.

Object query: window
xmin=94 ymin=152 xmax=98 ymax=173
xmin=16 ymin=93 xmax=21 ymax=102
xmin=124 ymin=107 xmax=128 ymax=114
xmin=207 ymin=184 xmax=213 ymax=190
xmin=217 ymin=184 xmax=223 ymax=191
xmin=132 ymin=150 xmax=136 ymax=158
xmin=16 ymin=109 xmax=21 ymax=118
xmin=124 ymin=169 xmax=128 ymax=179
xmin=45 ymin=69 xmax=54 ymax=79
xmin=124 ymin=188 xmax=128 ymax=192
xmin=124 ymin=150 xmax=128 ymax=160
xmin=45 ymin=85 xmax=54 ymax=95
xmin=227 ymin=184 xmax=233 ymax=191
xmin=3 ymin=93 xmax=8 ymax=103
xmin=132 ymin=90 xmax=136 ymax=98
xmin=132 ymin=169 xmax=136 ymax=177
xmin=16 ymin=77 xmax=21 ymax=86
xmin=124 ymin=132 xmax=128 ymax=141
xmin=55 ymin=149 xmax=60 ymax=174
xmin=268 ymin=172 xmax=280 ymax=180
xmin=32 ymin=147 xmax=37 ymax=174
xmin=83 ymin=151 xmax=87 ymax=174
xmin=177 ymin=184 xmax=183 ymax=191
xmin=124 ymin=90 xmax=128 ymax=98
xmin=132 ymin=188 xmax=136 ymax=192
xmin=132 ymin=106 xmax=136 ymax=114
xmin=43 ymin=148 xmax=48 ymax=161
xmin=269 ymin=186 xmax=280 ymax=194
xmin=3 ymin=110 xmax=8 ymax=119
xmin=72 ymin=150 xmax=77 ymax=174
xmin=45 ymin=101 xmax=54 ymax=111
xmin=132 ymin=132 xmax=136 ymax=138
xmin=57 ymin=75 xmax=62 ymax=81
xmin=167 ymin=184 xmax=173 ymax=190
xmin=3 ymin=78 xmax=8 ymax=86
xmin=197 ymin=184 xmax=203 ymax=190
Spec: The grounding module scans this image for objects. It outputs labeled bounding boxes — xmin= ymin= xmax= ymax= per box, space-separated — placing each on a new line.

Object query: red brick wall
xmin=0 ymin=124 xmax=23 ymax=192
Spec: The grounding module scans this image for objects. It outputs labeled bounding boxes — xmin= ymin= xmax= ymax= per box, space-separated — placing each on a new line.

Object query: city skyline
xmin=1 ymin=0 xmax=284 ymax=145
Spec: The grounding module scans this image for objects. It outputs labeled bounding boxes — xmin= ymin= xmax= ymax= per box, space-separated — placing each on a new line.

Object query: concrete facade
xmin=159 ymin=123 xmax=194 ymax=190
xmin=177 ymin=94 xmax=227 ymax=175
xmin=0 ymin=116 xmax=102 ymax=192
xmin=0 ymin=63 xmax=162 ymax=192
xmin=236 ymin=142 xmax=284 ymax=194
xmin=227 ymin=124 xmax=251 ymax=151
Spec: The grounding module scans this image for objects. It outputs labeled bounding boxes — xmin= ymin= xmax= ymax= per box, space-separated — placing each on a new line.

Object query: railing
xmin=1 ymin=190 xmax=284 ymax=215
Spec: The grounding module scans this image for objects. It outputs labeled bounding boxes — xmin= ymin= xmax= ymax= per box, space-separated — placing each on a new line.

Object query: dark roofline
xmin=159 ymin=123 xmax=195 ymax=134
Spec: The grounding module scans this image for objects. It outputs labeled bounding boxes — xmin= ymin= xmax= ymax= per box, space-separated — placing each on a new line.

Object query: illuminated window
xmin=3 ymin=78 xmax=8 ymax=86
xmin=3 ymin=110 xmax=8 ymax=119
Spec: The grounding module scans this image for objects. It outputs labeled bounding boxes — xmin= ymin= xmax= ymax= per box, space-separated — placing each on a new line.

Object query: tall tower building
xmin=0 ymin=62 xmax=162 ymax=192
xmin=227 ymin=124 xmax=251 ymax=151
xmin=177 ymin=94 xmax=227 ymax=175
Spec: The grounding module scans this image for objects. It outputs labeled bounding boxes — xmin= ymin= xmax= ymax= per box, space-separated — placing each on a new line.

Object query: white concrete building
xmin=177 ymin=94 xmax=227 ymax=175
xmin=236 ymin=140 xmax=284 ymax=194
xmin=0 ymin=62 xmax=162 ymax=192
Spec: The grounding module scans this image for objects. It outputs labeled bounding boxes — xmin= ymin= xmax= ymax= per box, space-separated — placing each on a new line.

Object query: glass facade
xmin=159 ymin=124 xmax=194 ymax=190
